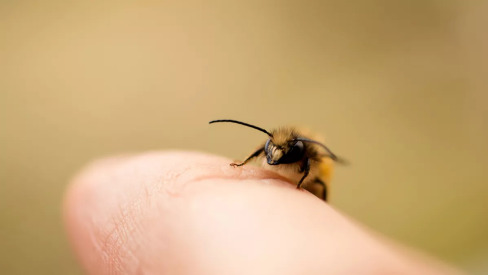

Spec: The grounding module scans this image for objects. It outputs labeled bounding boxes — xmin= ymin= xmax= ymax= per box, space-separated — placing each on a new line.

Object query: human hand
xmin=64 ymin=151 xmax=462 ymax=274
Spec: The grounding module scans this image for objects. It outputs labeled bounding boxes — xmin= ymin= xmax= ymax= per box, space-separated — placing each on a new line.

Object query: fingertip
xmin=63 ymin=151 xmax=297 ymax=274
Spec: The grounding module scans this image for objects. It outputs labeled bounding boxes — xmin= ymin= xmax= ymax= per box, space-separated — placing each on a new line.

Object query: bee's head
xmin=265 ymin=139 xmax=304 ymax=165
xmin=209 ymin=119 xmax=341 ymax=163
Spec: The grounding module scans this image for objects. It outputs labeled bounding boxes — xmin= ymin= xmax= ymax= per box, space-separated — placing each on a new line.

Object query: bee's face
xmin=265 ymin=139 xmax=305 ymax=165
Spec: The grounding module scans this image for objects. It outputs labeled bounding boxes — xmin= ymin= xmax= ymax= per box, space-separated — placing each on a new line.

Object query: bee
xmin=209 ymin=119 xmax=344 ymax=201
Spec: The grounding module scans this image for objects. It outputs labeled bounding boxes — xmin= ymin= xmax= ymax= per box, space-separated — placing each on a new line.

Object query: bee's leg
xmin=230 ymin=147 xmax=264 ymax=167
xmin=297 ymin=158 xmax=310 ymax=189
xmin=313 ymin=178 xmax=328 ymax=201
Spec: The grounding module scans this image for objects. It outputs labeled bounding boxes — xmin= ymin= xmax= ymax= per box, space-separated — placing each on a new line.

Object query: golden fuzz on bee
xmin=209 ymin=119 xmax=345 ymax=201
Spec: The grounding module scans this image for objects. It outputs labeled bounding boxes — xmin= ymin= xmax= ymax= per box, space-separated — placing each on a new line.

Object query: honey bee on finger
xmin=209 ymin=119 xmax=345 ymax=201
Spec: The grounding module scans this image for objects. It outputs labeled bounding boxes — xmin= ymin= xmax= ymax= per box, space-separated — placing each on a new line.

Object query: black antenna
xmin=295 ymin=137 xmax=343 ymax=162
xmin=209 ymin=119 xmax=273 ymax=137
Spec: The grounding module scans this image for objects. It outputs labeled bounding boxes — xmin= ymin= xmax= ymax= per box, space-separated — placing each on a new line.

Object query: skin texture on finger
xmin=64 ymin=151 xmax=462 ymax=275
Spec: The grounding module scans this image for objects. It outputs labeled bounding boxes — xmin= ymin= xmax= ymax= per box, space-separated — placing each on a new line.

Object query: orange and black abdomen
xmin=316 ymin=157 xmax=334 ymax=201
xmin=318 ymin=157 xmax=334 ymax=187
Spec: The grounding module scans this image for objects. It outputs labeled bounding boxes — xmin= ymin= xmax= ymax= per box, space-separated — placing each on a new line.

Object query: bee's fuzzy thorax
xmin=271 ymin=127 xmax=300 ymax=146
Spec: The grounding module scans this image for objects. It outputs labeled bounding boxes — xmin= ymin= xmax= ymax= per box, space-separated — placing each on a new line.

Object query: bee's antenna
xmin=295 ymin=137 xmax=345 ymax=163
xmin=209 ymin=119 xmax=273 ymax=137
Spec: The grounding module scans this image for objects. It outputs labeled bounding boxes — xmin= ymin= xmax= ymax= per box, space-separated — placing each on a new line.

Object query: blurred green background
xmin=1 ymin=1 xmax=487 ymax=274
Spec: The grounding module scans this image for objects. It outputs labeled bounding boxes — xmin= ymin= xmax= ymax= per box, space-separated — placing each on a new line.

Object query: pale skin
xmin=64 ymin=151 xmax=463 ymax=275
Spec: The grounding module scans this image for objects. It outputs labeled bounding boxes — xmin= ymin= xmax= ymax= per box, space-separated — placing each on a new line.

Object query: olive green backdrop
xmin=1 ymin=1 xmax=487 ymax=274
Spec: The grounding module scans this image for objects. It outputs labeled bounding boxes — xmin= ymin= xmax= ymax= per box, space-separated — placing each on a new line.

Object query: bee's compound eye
xmin=265 ymin=139 xmax=272 ymax=153
xmin=279 ymin=141 xmax=305 ymax=164
xmin=293 ymin=140 xmax=304 ymax=153
xmin=265 ymin=139 xmax=276 ymax=164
